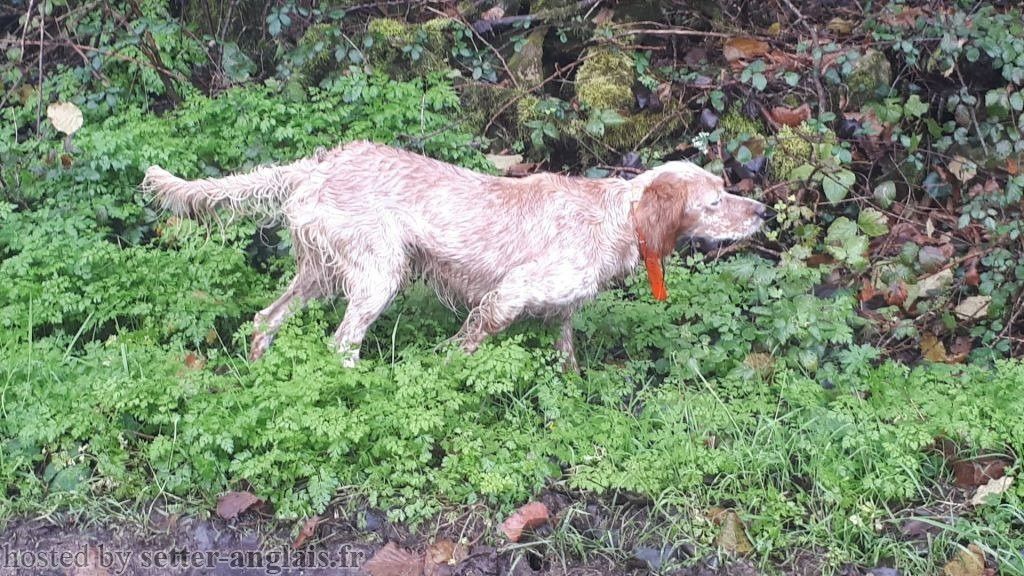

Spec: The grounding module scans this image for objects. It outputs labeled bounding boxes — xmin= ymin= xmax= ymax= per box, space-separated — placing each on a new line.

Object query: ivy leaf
xmin=825 ymin=217 xmax=869 ymax=269
xmin=220 ymin=42 xmax=254 ymax=84
xmin=873 ymin=180 xmax=896 ymax=208
xmin=788 ymin=163 xmax=816 ymax=182
xmin=904 ymin=94 xmax=929 ymax=118
xmin=822 ymin=169 xmax=856 ymax=203
xmin=857 ymin=207 xmax=889 ymax=237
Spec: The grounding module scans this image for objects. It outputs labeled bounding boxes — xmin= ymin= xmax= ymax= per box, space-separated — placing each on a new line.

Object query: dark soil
xmin=0 ymin=500 xmax=776 ymax=576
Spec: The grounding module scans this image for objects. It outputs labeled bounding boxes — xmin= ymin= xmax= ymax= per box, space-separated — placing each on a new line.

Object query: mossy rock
xmin=842 ymin=49 xmax=892 ymax=110
xmin=575 ymin=47 xmax=635 ymax=111
xmin=508 ymin=27 xmax=547 ymax=85
xmin=769 ymin=122 xmax=838 ymax=181
xmin=598 ymin=108 xmax=688 ymax=151
xmin=459 ymin=82 xmax=525 ymax=135
xmin=720 ymin=106 xmax=767 ymax=156
xmin=366 ymin=17 xmax=455 ymax=80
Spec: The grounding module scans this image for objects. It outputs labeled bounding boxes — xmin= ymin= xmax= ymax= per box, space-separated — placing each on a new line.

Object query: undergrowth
xmin=1 ymin=21 xmax=1023 ymax=573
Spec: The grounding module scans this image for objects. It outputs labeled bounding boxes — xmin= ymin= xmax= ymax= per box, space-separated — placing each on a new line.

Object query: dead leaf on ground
xmin=952 ymin=457 xmax=1009 ymax=488
xmin=723 ymin=37 xmax=770 ymax=62
xmin=713 ymin=510 xmax=754 ymax=555
xmin=826 ymin=17 xmax=857 ymax=35
xmin=971 ymin=476 xmax=1014 ymax=506
xmin=500 ymin=501 xmax=550 ymax=542
xmin=948 ymin=156 xmax=978 ymax=182
xmin=424 ymin=539 xmax=469 ymax=576
xmin=507 ymin=162 xmax=540 ymax=178
xmin=292 ymin=516 xmax=322 ymax=549
xmin=47 ymin=101 xmax=83 ymax=136
xmin=485 ymin=153 xmax=524 ymax=174
xmin=184 ymin=352 xmax=206 ymax=371
xmin=364 ymin=542 xmax=423 ymax=576
xmin=480 ymin=5 xmax=504 ymax=21
xmin=954 ymin=296 xmax=991 ymax=320
xmin=768 ymin=104 xmax=812 ymax=127
xmin=964 ymin=260 xmax=981 ymax=287
xmin=886 ymin=282 xmax=908 ymax=307
xmin=216 ymin=491 xmax=263 ymax=520
xmin=921 ymin=333 xmax=950 ymax=363
xmin=943 ymin=543 xmax=986 ymax=576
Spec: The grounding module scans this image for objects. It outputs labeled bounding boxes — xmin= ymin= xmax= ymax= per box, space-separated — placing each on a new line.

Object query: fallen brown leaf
xmin=364 ymin=542 xmax=423 ymax=576
xmin=723 ymin=37 xmax=770 ymax=62
xmin=500 ymin=501 xmax=550 ymax=542
xmin=713 ymin=510 xmax=754 ymax=555
xmin=292 ymin=516 xmax=322 ymax=549
xmin=184 ymin=352 xmax=206 ymax=371
xmin=769 ymin=104 xmax=812 ymax=127
xmin=952 ymin=457 xmax=1008 ymax=488
xmin=826 ymin=17 xmax=857 ymax=35
xmin=971 ymin=476 xmax=1014 ymax=506
xmin=885 ymin=282 xmax=908 ymax=307
xmin=216 ymin=491 xmax=263 ymax=520
xmin=921 ymin=333 xmax=949 ymax=363
xmin=424 ymin=539 xmax=469 ymax=576
xmin=943 ymin=543 xmax=986 ymax=576
xmin=480 ymin=5 xmax=504 ymax=21
xmin=964 ymin=260 xmax=981 ymax=287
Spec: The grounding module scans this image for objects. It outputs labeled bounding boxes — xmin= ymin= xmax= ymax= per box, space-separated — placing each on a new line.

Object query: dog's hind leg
xmin=331 ymin=260 xmax=405 ymax=367
xmin=554 ymin=314 xmax=580 ymax=373
xmin=250 ymin=271 xmax=322 ymax=361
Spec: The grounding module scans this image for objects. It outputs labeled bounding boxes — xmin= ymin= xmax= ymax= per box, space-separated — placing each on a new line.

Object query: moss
xmin=720 ymin=106 xmax=767 ymax=156
xmin=575 ymin=47 xmax=634 ymax=111
xmin=596 ymin=109 xmax=687 ymax=150
xmin=843 ymin=49 xmax=892 ymax=110
xmin=367 ymin=18 xmax=411 ymax=42
xmin=366 ymin=18 xmax=454 ymax=79
xmin=459 ymin=83 xmax=524 ymax=135
xmin=770 ymin=122 xmax=838 ymax=181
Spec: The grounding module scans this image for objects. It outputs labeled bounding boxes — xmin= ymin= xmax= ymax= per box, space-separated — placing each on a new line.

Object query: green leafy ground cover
xmin=2 ymin=1 xmax=1024 ymax=573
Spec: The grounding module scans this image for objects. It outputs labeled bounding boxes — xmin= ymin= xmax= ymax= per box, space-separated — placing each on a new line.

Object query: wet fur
xmin=142 ymin=141 xmax=768 ymax=369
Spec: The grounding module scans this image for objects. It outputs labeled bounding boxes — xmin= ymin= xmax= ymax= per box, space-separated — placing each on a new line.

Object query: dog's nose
xmin=758 ymin=205 xmax=777 ymax=220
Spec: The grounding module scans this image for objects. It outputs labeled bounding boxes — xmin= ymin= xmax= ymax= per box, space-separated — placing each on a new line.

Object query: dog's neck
xmin=628 ymin=196 xmax=668 ymax=302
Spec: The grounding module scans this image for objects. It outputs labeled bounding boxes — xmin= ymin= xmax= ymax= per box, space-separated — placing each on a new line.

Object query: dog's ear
xmin=633 ymin=173 xmax=691 ymax=258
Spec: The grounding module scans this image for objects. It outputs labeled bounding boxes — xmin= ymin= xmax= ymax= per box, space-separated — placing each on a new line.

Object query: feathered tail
xmin=141 ymin=158 xmax=320 ymax=218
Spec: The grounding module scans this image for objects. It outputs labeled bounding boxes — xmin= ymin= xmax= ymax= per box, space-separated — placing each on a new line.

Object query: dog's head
xmin=631 ymin=161 xmax=772 ymax=258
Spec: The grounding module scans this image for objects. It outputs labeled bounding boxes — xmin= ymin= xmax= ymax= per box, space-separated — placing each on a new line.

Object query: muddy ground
xmin=0 ymin=501 xmax=779 ymax=576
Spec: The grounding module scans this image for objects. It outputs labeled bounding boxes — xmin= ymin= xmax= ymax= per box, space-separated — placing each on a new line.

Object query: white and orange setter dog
xmin=143 ymin=141 xmax=770 ymax=370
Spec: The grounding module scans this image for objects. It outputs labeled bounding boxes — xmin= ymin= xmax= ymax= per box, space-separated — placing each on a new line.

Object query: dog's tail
xmin=142 ymin=158 xmax=319 ymax=218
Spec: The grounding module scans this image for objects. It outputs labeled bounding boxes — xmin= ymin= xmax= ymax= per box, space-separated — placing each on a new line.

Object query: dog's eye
xmin=710 ymin=197 xmax=721 ymax=206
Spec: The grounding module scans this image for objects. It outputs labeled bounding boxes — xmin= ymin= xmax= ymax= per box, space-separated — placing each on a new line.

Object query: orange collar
xmin=636 ymin=228 xmax=668 ymax=301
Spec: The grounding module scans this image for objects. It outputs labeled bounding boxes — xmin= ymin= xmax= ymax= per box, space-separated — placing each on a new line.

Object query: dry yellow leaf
xmin=47 ymin=101 xmax=84 ymax=136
